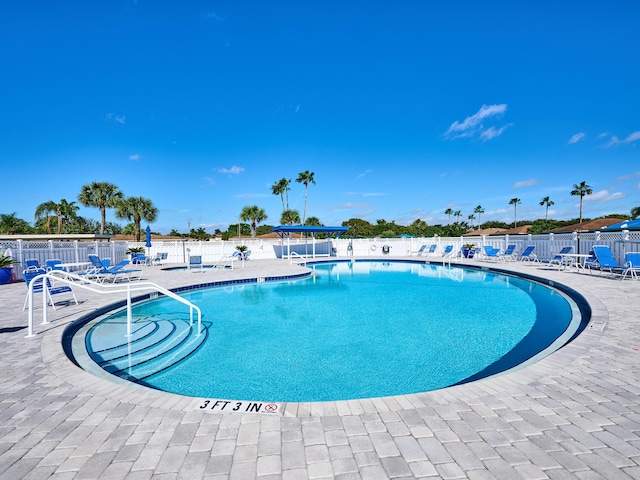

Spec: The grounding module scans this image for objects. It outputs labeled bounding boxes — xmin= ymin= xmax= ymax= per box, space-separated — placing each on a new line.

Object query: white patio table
xmin=559 ymin=253 xmax=593 ymax=272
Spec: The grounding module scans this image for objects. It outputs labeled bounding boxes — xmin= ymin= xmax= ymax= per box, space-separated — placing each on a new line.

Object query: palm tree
xmin=444 ymin=208 xmax=453 ymax=224
xmin=58 ymin=199 xmax=79 ymax=233
xmin=78 ymin=182 xmax=124 ymax=235
xmin=631 ymin=206 xmax=640 ymax=219
xmin=509 ymin=198 xmax=521 ymax=227
xmin=115 ymin=196 xmax=158 ymax=241
xmin=468 ymin=214 xmax=476 ymax=227
xmin=473 ymin=205 xmax=484 ymax=228
xmin=0 ymin=212 xmax=30 ymax=235
xmin=34 ymin=200 xmax=58 ymax=234
xmin=295 ymin=170 xmax=316 ymax=224
xmin=570 ymin=181 xmax=593 ymax=225
xmin=453 ymin=210 xmax=462 ymax=223
xmin=280 ymin=209 xmax=300 ymax=226
xmin=304 ymin=216 xmax=323 ymax=226
xmin=240 ymin=205 xmax=268 ymax=239
xmin=271 ymin=178 xmax=291 ymax=212
xmin=539 ymin=196 xmax=554 ymax=220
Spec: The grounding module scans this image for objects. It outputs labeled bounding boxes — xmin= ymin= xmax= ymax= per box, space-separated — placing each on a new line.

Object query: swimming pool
xmin=70 ymin=261 xmax=584 ymax=402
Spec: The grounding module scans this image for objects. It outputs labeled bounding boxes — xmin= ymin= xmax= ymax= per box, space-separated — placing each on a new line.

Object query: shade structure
xmin=145 ymin=226 xmax=152 ymax=247
xmin=601 ymin=219 xmax=640 ymax=231
xmin=272 ymin=225 xmax=349 ymax=259
xmin=271 ymin=225 xmax=349 ymax=237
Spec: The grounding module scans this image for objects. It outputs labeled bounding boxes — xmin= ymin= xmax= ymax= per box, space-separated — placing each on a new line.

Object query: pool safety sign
xmin=196 ymin=399 xmax=282 ymax=415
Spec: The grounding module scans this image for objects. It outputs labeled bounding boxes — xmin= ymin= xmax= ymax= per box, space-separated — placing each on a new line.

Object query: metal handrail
xmin=26 ymin=270 xmax=202 ymax=338
xmin=288 ymin=251 xmax=307 ymax=265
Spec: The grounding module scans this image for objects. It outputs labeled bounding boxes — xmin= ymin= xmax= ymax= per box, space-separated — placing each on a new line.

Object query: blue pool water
xmin=79 ymin=261 xmax=579 ymax=402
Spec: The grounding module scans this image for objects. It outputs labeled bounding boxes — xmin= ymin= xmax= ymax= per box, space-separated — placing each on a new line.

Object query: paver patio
xmin=1 ymin=257 xmax=639 ymax=479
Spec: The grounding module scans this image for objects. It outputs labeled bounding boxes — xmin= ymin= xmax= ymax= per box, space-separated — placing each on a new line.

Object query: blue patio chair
xmin=414 ymin=245 xmax=428 ymax=256
xmin=441 ymin=245 xmax=454 ymax=257
xmin=45 ymin=259 xmax=64 ymax=272
xmin=499 ymin=244 xmax=517 ymax=261
xmin=152 ymin=252 xmax=168 ymax=265
xmin=104 ymin=260 xmax=142 ymax=282
xmin=24 ymin=259 xmax=41 ymax=271
xmin=22 ymin=268 xmax=78 ymax=311
xmin=188 ymin=255 xmax=203 ymax=273
xmin=547 ymin=246 xmax=573 ymax=268
xmin=518 ymin=245 xmax=538 ymax=262
xmin=623 ymin=252 xmax=640 ymax=279
xmin=427 ymin=244 xmax=437 ymax=256
xmin=483 ymin=246 xmax=500 ymax=260
xmin=87 ymin=254 xmax=141 ymax=282
xmin=591 ymin=245 xmax=626 ymax=276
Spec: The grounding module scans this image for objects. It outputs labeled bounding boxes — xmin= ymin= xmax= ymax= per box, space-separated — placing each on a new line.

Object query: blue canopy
xmin=272 ymin=225 xmax=349 ymax=238
xmin=601 ymin=219 xmax=640 ymax=231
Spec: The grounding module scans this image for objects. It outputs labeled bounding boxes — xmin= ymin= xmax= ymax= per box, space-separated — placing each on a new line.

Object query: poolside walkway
xmin=1 ymin=257 xmax=639 ymax=479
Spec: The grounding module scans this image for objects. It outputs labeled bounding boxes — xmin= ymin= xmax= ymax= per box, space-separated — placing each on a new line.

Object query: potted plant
xmin=462 ymin=243 xmax=476 ymax=258
xmin=0 ymin=254 xmax=16 ymax=285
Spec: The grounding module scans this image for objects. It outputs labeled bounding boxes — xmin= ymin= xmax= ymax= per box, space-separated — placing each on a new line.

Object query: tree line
xmin=2 ymin=177 xmax=639 ymax=239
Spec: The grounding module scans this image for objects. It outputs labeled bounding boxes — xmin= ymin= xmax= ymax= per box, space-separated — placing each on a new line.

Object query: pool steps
xmin=87 ymin=313 xmax=207 ymax=381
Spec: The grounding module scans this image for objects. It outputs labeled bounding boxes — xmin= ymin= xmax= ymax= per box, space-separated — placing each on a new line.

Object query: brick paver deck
xmin=1 ymin=257 xmax=639 ymax=479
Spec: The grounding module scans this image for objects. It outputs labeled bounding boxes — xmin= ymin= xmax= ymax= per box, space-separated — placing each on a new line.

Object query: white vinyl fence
xmin=3 ymin=230 xmax=640 ymax=282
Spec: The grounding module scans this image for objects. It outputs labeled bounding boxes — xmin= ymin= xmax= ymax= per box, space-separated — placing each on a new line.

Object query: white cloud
xmin=204 ymin=177 xmax=216 ymax=186
xmin=512 ymin=179 xmax=537 ymax=188
xmin=479 ymin=124 xmax=511 ymax=141
xmin=355 ymin=170 xmax=373 ymax=180
xmin=129 ymin=154 xmax=140 ymax=161
xmin=342 ymin=191 xmax=386 ymax=197
xmin=582 ymin=190 xmax=626 ymax=204
xmin=568 ymin=132 xmax=585 ymax=144
xmin=105 ymin=113 xmax=126 ymax=124
xmin=203 ymin=11 xmax=225 ymax=22
xmin=217 ymin=165 xmax=244 ymax=175
xmin=444 ymin=104 xmax=509 ymax=141
xmin=615 ymin=171 xmax=640 ymax=182
xmin=605 ymin=131 xmax=640 ymax=147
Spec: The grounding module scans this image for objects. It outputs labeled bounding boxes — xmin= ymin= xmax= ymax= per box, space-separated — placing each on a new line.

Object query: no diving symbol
xmin=264 ymin=403 xmax=279 ymax=413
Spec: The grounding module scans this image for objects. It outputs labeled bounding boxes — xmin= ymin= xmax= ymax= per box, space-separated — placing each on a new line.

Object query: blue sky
xmin=2 ymin=1 xmax=639 ymax=234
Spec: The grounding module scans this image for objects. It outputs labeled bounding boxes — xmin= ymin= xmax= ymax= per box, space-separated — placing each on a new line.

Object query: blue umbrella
xmin=145 ymin=226 xmax=152 ymax=247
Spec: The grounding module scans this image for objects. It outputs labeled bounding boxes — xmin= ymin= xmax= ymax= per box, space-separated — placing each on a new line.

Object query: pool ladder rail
xmin=25 ymin=270 xmax=202 ymax=338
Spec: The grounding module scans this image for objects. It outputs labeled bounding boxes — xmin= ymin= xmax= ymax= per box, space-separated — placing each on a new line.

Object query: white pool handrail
xmin=26 ymin=270 xmax=202 ymax=338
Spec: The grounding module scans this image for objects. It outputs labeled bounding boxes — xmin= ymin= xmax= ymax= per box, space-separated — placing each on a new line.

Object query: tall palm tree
xmin=539 ymin=196 xmax=554 ymax=220
xmin=473 ymin=205 xmax=484 ymax=228
xmin=78 ymin=182 xmax=124 ymax=235
xmin=58 ymin=199 xmax=79 ymax=233
xmin=468 ymin=214 xmax=476 ymax=227
xmin=34 ymin=200 xmax=58 ymax=234
xmin=295 ymin=170 xmax=315 ymax=224
xmin=280 ymin=209 xmax=300 ymax=226
xmin=444 ymin=208 xmax=453 ymax=224
xmin=271 ymin=178 xmax=291 ymax=212
xmin=509 ymin=198 xmax=521 ymax=227
xmin=240 ymin=205 xmax=268 ymax=239
xmin=115 ymin=196 xmax=158 ymax=241
xmin=631 ymin=206 xmax=640 ymax=219
xmin=453 ymin=210 xmax=462 ymax=223
xmin=570 ymin=181 xmax=593 ymax=225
